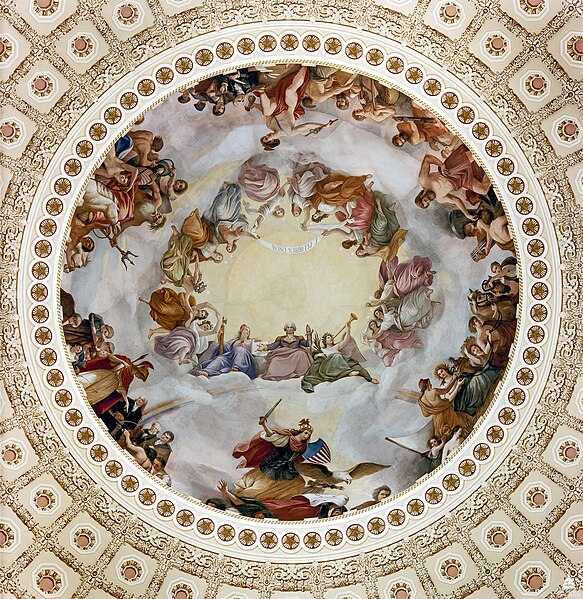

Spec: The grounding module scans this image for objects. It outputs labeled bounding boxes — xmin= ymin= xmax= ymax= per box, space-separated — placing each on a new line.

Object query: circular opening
xmin=490 ymin=36 xmax=505 ymax=51
xmin=38 ymin=575 xmax=56 ymax=592
xmin=573 ymin=38 xmax=583 ymax=55
xmin=1 ymin=124 xmax=15 ymax=138
xmin=34 ymin=78 xmax=48 ymax=92
xmin=574 ymin=526 xmax=583 ymax=543
xmin=123 ymin=565 xmax=138 ymax=580
xmin=444 ymin=4 xmax=458 ymax=17
xmin=530 ymin=76 xmax=545 ymax=90
xmin=74 ymin=37 xmax=88 ymax=52
xmin=445 ymin=564 xmax=459 ymax=578
xmin=562 ymin=123 xmax=577 ymax=137
xmin=564 ymin=445 xmax=579 ymax=459
xmin=491 ymin=531 xmax=507 ymax=546
xmin=120 ymin=5 xmax=134 ymax=18
xmin=174 ymin=591 xmax=189 ymax=599
xmin=0 ymin=41 xmax=6 ymax=55
xmin=75 ymin=533 xmax=91 ymax=548
xmin=36 ymin=0 xmax=54 ymax=8
xmin=394 ymin=589 xmax=409 ymax=599
xmin=526 ymin=0 xmax=543 ymax=7
xmin=64 ymin=60 xmax=520 ymax=518
xmin=527 ymin=573 xmax=545 ymax=591
xmin=2 ymin=448 xmax=17 ymax=463
xmin=0 ymin=529 xmax=8 ymax=547
xmin=35 ymin=493 xmax=51 ymax=509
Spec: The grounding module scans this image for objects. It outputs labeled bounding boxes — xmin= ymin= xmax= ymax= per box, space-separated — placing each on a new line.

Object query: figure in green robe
xmin=301 ymin=322 xmax=379 ymax=393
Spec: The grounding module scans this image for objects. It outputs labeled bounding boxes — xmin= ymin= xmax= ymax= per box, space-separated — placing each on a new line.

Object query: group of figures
xmin=140 ymin=151 xmax=446 ymax=391
xmin=64 ymin=64 xmax=513 ymax=275
xmin=60 ymin=289 xmax=175 ymax=486
xmin=206 ymin=416 xmax=392 ymax=520
xmin=62 ymin=62 xmax=519 ymax=520
xmin=65 ymin=124 xmax=188 ymax=272
xmin=176 ymin=64 xmax=511 ymax=262
xmin=415 ymin=255 xmax=518 ymax=472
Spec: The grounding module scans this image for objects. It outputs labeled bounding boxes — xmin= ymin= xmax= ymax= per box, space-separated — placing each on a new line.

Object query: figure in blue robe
xmin=193 ymin=337 xmax=257 ymax=379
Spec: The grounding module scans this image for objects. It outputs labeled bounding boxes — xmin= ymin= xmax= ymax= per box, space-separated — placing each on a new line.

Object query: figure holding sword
xmin=230 ymin=402 xmax=332 ymax=500
xmin=258 ymin=398 xmax=284 ymax=431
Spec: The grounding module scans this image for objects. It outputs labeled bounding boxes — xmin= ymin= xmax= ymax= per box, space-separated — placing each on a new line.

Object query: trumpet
xmin=332 ymin=313 xmax=358 ymax=340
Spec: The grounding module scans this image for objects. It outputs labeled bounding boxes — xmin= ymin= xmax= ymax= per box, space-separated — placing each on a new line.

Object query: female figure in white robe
xmin=203 ymin=182 xmax=255 ymax=253
xmin=288 ymin=159 xmax=330 ymax=228
xmin=376 ymin=287 xmax=440 ymax=332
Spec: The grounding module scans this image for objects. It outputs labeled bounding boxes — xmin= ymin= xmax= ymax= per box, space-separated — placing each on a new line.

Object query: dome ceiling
xmin=1 ymin=1 xmax=581 ymax=598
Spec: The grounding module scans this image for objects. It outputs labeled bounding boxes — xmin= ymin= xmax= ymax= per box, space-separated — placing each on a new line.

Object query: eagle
xmin=297 ymin=462 xmax=391 ymax=492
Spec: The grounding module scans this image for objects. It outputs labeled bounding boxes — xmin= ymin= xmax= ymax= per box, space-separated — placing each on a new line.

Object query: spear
xmin=385 ymin=436 xmax=427 ymax=457
xmin=392 ymin=115 xmax=435 ymax=123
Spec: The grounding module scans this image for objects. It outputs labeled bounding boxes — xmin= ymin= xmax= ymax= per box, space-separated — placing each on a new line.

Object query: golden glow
xmin=203 ymin=212 xmax=379 ymax=342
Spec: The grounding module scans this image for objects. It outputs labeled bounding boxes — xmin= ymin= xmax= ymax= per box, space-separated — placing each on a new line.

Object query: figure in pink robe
xmin=238 ymin=159 xmax=281 ymax=203
xmin=378 ymin=255 xmax=435 ymax=301
xmin=363 ymin=320 xmax=420 ymax=367
xmin=441 ymin=143 xmax=488 ymax=193
xmin=335 ymin=194 xmax=374 ymax=235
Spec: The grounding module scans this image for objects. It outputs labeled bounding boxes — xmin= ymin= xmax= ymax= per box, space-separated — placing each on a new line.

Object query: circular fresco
xmin=59 ymin=62 xmax=521 ymax=522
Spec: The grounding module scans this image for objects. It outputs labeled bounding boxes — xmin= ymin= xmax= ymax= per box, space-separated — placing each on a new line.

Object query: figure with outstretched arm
xmin=121 ymin=429 xmax=157 ymax=470
xmin=140 ymin=269 xmax=215 ymax=336
xmin=149 ymin=301 xmax=222 ymax=367
xmin=415 ymin=148 xmax=490 ymax=218
xmin=217 ymin=478 xmax=350 ymax=521
xmin=259 ymin=322 xmax=314 ymax=381
xmin=193 ymin=323 xmax=258 ymax=379
xmin=216 ymin=480 xmax=273 ymax=518
xmin=301 ymin=320 xmax=379 ymax=392
xmin=250 ymin=66 xmax=338 ymax=150
xmin=367 ymin=255 xmax=435 ymax=307
xmin=417 ymin=376 xmax=476 ymax=439
xmin=229 ymin=416 xmax=315 ymax=501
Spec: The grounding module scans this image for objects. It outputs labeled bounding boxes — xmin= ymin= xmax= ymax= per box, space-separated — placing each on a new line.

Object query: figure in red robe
xmin=230 ymin=417 xmax=330 ymax=501
xmin=217 ymin=480 xmax=348 ymax=520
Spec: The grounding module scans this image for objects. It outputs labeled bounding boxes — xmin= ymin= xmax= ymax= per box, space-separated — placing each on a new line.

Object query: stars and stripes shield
xmin=302 ymin=438 xmax=331 ymax=465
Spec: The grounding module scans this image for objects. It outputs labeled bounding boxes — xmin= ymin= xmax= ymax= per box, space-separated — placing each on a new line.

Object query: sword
xmin=262 ymin=398 xmax=283 ymax=420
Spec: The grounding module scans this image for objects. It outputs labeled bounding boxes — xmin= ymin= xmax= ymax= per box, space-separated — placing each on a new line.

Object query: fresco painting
xmin=61 ymin=64 xmax=518 ymax=520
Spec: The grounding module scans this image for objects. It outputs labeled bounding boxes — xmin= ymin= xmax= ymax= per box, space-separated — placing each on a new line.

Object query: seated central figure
xmin=261 ymin=321 xmax=313 ymax=381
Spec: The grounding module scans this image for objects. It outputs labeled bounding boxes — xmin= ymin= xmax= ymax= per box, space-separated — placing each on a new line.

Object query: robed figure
xmin=301 ymin=320 xmax=379 ymax=393
xmin=261 ymin=322 xmax=313 ymax=381
xmin=231 ymin=417 xmax=330 ymax=500
xmin=77 ymin=354 xmax=153 ymax=415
